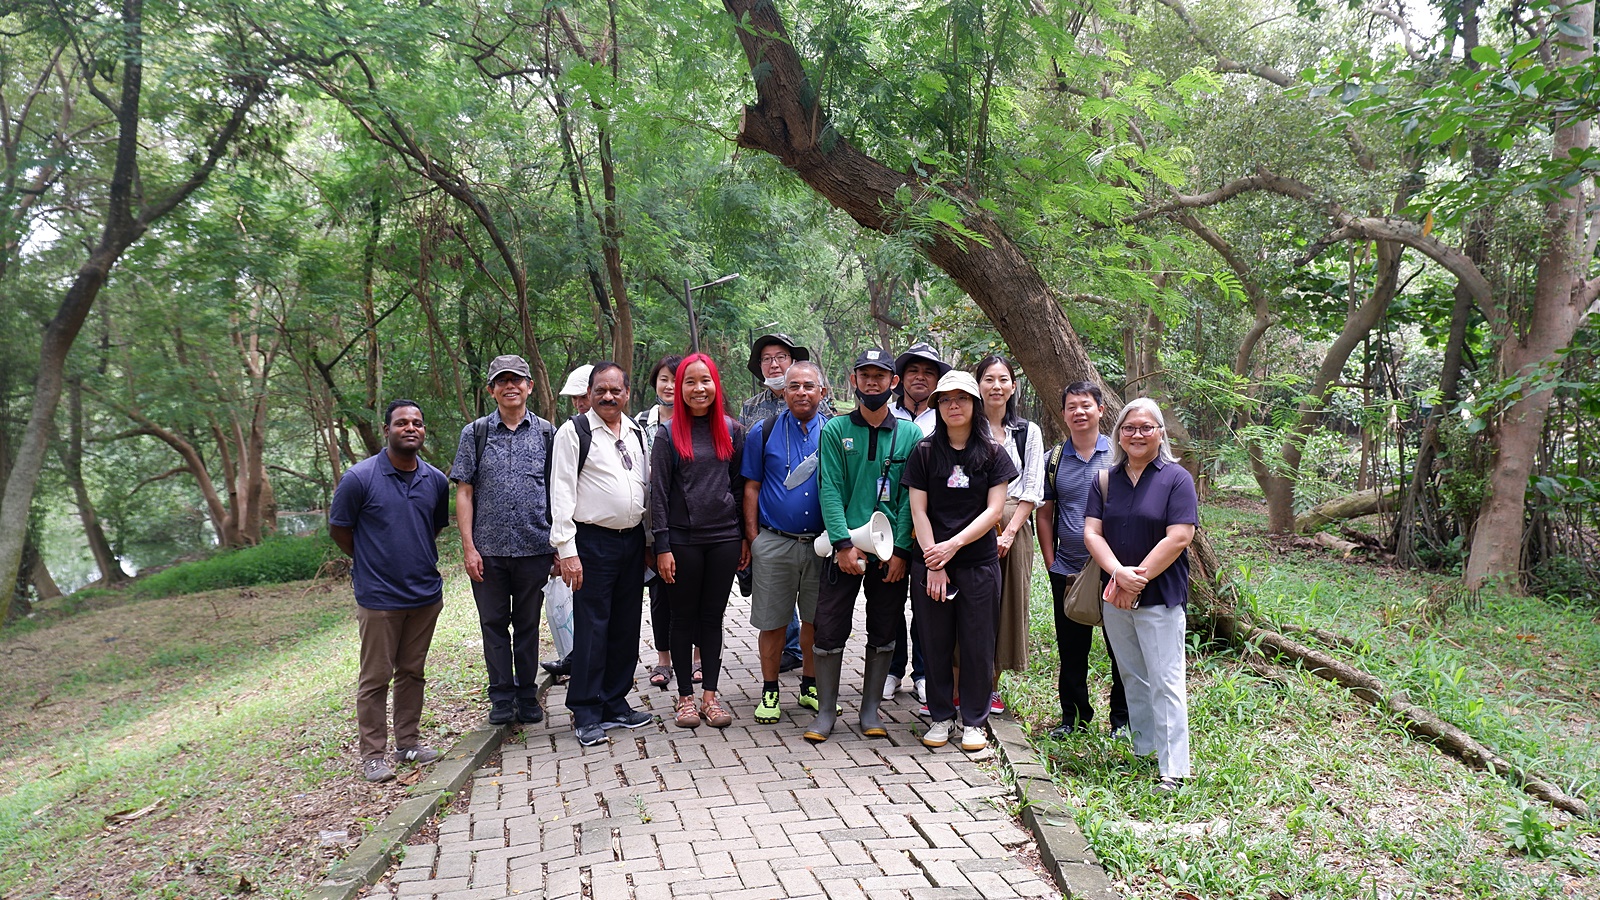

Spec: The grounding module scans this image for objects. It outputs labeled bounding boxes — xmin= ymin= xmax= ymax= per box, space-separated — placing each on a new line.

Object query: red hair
xmin=670 ymin=353 xmax=734 ymax=461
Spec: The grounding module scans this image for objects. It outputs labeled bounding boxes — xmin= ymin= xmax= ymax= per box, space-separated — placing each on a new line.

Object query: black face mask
xmin=855 ymin=387 xmax=892 ymax=411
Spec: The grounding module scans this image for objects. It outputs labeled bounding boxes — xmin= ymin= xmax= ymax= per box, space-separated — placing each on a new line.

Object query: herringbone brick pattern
xmin=384 ymin=590 xmax=1060 ymax=900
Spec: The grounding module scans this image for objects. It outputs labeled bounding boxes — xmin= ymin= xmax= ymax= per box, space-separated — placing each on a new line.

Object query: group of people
xmin=328 ymin=332 xmax=1199 ymax=792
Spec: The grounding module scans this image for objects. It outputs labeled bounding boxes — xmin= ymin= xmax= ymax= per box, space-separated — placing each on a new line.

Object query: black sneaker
xmin=517 ymin=699 xmax=545 ymax=724
xmin=1048 ymin=722 xmax=1079 ymax=740
xmin=575 ymin=724 xmax=609 ymax=746
xmin=600 ymin=710 xmax=654 ymax=730
xmin=778 ymin=653 xmax=803 ymax=673
xmin=489 ymin=700 xmax=515 ymax=725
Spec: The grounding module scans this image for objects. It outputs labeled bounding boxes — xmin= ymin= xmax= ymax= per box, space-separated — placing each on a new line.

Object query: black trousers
xmin=470 ymin=554 xmax=553 ymax=703
xmin=1051 ymin=571 xmax=1128 ymax=730
xmin=913 ymin=560 xmax=1001 ymax=728
xmin=566 ymin=524 xmax=646 ymax=729
xmin=649 ymin=582 xmax=669 ymax=652
xmin=666 ymin=540 xmax=741 ymax=694
xmin=813 ymin=556 xmax=907 ymax=652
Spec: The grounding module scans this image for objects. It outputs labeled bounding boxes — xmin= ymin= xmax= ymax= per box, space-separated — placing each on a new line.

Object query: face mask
xmin=763 ymin=374 xmax=788 ymax=391
xmin=855 ymin=387 xmax=892 ymax=411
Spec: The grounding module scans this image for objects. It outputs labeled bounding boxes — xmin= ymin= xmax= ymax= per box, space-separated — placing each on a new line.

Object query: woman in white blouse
xmin=975 ymin=356 xmax=1045 ymax=715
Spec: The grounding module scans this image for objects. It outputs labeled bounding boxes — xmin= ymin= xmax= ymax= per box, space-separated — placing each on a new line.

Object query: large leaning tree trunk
xmin=1464 ymin=0 xmax=1599 ymax=591
xmin=0 ymin=0 xmax=265 ymax=624
xmin=718 ymin=0 xmax=1229 ymax=614
xmin=720 ymin=0 xmax=1108 ymax=421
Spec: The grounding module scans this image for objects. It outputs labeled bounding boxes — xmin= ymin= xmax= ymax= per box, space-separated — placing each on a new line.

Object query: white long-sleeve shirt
xmin=549 ymin=408 xmax=651 ymax=558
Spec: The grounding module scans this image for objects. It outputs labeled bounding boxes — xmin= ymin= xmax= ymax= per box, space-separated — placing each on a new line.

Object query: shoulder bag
xmin=1063 ymin=469 xmax=1111 ymax=627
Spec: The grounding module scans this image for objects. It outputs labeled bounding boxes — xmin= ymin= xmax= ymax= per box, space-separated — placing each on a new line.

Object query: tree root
xmin=1235 ymin=618 xmax=1591 ymax=819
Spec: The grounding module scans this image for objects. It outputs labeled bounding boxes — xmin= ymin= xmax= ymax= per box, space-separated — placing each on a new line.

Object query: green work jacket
xmin=817 ymin=408 xmax=921 ymax=559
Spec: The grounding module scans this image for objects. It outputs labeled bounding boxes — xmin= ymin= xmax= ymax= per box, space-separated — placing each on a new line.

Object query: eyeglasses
xmin=615 ymin=438 xmax=634 ymax=471
xmin=760 ymin=353 xmax=792 ymax=365
xmin=1120 ymin=424 xmax=1161 ymax=436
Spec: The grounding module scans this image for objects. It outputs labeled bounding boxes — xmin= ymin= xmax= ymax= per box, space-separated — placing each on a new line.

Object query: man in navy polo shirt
xmin=329 ymin=399 xmax=452 ymax=784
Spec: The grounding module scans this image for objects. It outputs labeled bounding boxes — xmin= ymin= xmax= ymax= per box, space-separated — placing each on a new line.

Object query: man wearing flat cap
xmin=451 ymin=354 xmax=559 ymax=727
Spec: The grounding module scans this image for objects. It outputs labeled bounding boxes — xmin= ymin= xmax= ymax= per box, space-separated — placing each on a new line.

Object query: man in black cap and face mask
xmin=803 ymin=348 xmax=924 ymax=743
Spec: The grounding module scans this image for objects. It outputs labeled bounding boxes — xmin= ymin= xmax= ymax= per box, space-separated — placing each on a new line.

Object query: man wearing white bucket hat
xmin=804 ymin=348 xmax=923 ymax=743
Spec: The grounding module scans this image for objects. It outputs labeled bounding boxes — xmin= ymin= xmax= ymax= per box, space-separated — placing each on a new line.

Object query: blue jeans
xmin=784 ymin=610 xmax=801 ymax=658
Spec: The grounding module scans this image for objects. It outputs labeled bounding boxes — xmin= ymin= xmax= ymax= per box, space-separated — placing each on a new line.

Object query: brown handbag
xmin=1063 ymin=470 xmax=1110 ymax=627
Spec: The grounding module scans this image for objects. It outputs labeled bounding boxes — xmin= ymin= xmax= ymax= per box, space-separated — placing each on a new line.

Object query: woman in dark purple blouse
xmin=1083 ymin=398 xmax=1197 ymax=791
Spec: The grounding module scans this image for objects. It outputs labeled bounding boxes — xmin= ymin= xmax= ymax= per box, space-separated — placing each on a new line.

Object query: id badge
xmin=877 ymin=474 xmax=892 ymax=503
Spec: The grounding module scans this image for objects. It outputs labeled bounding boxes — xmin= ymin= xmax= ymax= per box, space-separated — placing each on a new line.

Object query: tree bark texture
xmin=1464 ymin=0 xmax=1597 ymax=590
xmin=1295 ymin=486 xmax=1400 ymax=533
xmin=60 ymin=379 xmax=124 ymax=584
xmin=720 ymin=0 xmax=1110 ymax=423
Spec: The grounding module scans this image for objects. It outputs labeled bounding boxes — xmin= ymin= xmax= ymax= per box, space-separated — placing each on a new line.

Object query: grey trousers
xmin=1101 ymin=600 xmax=1191 ymax=778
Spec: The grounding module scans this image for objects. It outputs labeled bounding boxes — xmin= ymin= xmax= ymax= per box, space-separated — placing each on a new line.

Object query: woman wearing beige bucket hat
xmin=901 ymin=370 xmax=1016 ymax=753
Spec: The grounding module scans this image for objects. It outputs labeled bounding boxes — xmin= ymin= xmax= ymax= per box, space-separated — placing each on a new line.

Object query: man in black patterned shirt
xmin=451 ymin=355 xmax=558 ymax=727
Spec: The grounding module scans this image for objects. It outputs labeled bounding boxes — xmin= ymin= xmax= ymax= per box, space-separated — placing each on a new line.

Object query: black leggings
xmin=649 ymin=582 xmax=670 ymax=651
xmin=667 ymin=540 xmax=741 ymax=694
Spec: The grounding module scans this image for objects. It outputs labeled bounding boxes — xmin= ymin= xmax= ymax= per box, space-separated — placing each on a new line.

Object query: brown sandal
xmin=700 ymin=695 xmax=732 ymax=728
xmin=674 ymin=695 xmax=700 ymax=728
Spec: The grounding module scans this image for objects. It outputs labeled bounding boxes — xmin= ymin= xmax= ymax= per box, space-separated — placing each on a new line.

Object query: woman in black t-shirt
xmin=902 ymin=371 xmax=1017 ymax=752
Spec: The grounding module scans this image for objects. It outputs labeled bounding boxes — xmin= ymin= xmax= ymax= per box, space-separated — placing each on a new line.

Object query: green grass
xmin=0 ymin=553 xmax=496 ymax=899
xmin=1002 ymin=503 xmax=1600 ymax=899
xmin=133 ymin=533 xmax=339 ymax=599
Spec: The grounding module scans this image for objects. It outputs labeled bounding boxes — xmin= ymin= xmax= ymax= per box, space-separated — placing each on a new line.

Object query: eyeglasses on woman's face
xmin=1119 ymin=424 xmax=1161 ymax=436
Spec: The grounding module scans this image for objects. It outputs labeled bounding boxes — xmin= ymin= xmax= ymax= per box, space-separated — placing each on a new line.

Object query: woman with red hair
xmin=650 ymin=353 xmax=749 ymax=728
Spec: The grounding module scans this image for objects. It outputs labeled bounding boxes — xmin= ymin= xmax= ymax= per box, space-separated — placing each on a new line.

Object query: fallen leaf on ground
xmin=397 ymin=768 xmax=423 ymax=786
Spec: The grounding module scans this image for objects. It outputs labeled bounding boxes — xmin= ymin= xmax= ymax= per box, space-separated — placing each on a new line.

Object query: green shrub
xmin=136 ymin=534 xmax=337 ymax=599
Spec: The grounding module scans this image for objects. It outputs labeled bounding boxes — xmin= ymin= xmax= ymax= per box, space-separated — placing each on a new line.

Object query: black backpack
xmin=571 ymin=413 xmax=646 ymax=477
xmin=469 ymin=415 xmax=556 ymax=486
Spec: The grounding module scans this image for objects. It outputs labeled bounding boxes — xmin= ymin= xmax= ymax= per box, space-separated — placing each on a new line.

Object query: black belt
xmin=576 ymin=522 xmax=643 ymax=535
xmin=762 ymin=525 xmax=820 ymax=542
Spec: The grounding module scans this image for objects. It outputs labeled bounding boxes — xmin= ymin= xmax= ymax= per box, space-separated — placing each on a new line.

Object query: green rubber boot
xmin=858 ymin=643 xmax=895 ymax=738
xmin=803 ymin=648 xmax=844 ymax=743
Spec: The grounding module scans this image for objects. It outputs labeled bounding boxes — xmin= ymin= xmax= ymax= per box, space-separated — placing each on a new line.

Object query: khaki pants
xmin=355 ymin=601 xmax=442 ymax=760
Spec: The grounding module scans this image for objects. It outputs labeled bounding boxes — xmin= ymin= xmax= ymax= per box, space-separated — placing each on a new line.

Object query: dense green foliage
xmin=132 ymin=535 xmax=338 ymax=600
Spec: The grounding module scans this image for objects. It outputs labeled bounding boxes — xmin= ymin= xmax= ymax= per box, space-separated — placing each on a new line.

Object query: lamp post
xmin=685 ymin=272 xmax=741 ymax=354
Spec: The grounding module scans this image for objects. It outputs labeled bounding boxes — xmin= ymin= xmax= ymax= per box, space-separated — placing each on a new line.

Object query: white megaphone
xmin=813 ymin=510 xmax=894 ymax=561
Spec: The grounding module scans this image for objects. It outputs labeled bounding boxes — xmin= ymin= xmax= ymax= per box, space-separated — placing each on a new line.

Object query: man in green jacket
xmin=804 ymin=348 xmax=923 ymax=743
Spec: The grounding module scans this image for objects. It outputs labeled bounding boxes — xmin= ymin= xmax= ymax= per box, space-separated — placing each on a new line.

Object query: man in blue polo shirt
xmin=329 ymin=399 xmax=452 ymax=783
xmin=1036 ymin=381 xmax=1127 ymax=738
xmin=741 ymin=361 xmax=830 ymax=724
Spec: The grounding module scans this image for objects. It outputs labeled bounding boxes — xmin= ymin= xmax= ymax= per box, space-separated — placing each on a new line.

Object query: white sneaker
xmin=914 ymin=676 xmax=927 ymax=704
xmin=922 ymin=719 xmax=956 ymax=748
xmin=960 ymin=726 xmax=987 ymax=752
xmin=882 ymin=674 xmax=900 ymax=701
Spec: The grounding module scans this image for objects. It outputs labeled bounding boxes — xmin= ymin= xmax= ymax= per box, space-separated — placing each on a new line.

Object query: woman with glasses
xmin=974 ymin=355 xmax=1044 ymax=715
xmin=650 ymin=353 xmax=748 ymax=728
xmin=1082 ymin=398 xmax=1198 ymax=792
xmin=903 ymin=371 xmax=1016 ymax=752
xmin=636 ymin=354 xmax=691 ymax=690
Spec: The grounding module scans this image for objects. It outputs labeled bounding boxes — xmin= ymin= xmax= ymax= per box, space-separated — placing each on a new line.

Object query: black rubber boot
xmin=803 ymin=647 xmax=844 ymax=743
xmin=858 ymin=643 xmax=895 ymax=738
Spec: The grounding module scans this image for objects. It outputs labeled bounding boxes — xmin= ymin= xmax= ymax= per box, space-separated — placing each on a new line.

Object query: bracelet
xmin=1112 ymin=564 xmax=1123 ymax=583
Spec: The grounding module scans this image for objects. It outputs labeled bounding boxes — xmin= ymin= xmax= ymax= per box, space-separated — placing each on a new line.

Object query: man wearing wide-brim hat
xmin=740 ymin=332 xmax=835 ymax=426
xmin=890 ymin=341 xmax=952 ymax=438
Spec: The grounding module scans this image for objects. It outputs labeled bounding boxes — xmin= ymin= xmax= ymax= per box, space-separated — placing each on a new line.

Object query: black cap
xmin=748 ymin=333 xmax=811 ymax=378
xmin=853 ymin=347 xmax=895 ymax=372
xmin=895 ymin=341 xmax=952 ymax=378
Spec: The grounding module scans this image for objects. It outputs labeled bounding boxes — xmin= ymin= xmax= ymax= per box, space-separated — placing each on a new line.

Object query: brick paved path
xmin=387 ymin=590 xmax=1062 ymax=900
